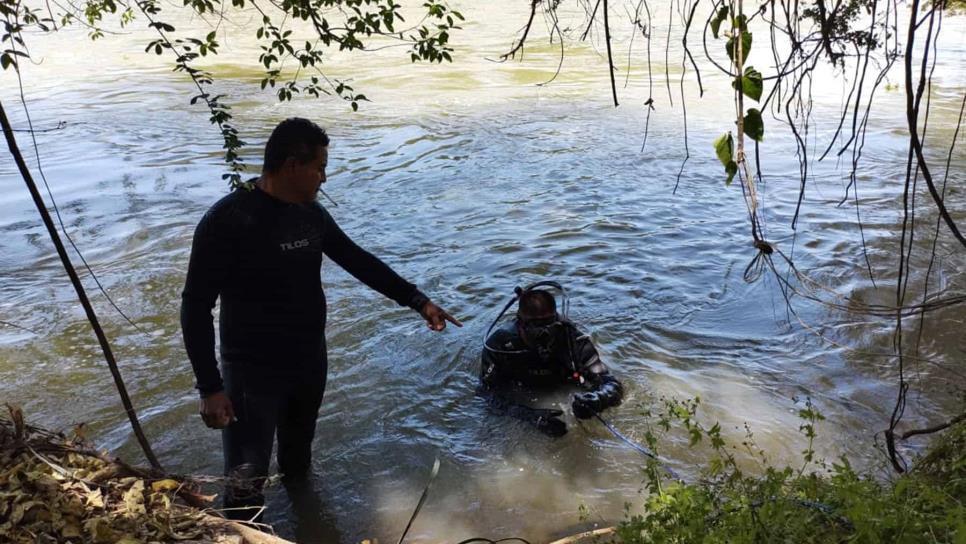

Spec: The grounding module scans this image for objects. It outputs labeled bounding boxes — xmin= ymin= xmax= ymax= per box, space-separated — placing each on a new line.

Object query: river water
xmin=1 ymin=2 xmax=965 ymax=542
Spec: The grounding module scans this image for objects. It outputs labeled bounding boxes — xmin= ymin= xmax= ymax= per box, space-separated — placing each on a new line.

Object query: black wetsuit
xmin=479 ymin=319 xmax=623 ymax=435
xmin=181 ymin=186 xmax=427 ymax=515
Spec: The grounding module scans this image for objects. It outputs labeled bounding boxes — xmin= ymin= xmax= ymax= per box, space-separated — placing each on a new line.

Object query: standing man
xmin=181 ymin=118 xmax=461 ymax=520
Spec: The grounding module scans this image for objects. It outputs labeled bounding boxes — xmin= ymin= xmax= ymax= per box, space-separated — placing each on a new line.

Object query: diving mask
xmin=521 ymin=314 xmax=563 ymax=359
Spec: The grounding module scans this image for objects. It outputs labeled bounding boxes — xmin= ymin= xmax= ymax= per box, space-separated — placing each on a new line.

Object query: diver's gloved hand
xmin=572 ymin=392 xmax=601 ymax=419
xmin=532 ymin=408 xmax=567 ymax=437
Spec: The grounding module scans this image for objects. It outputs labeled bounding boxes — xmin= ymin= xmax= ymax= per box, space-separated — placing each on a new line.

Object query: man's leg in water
xmin=282 ymin=476 xmax=344 ymax=543
xmin=276 ymin=361 xmax=326 ymax=481
xmin=222 ymin=363 xmax=281 ymax=522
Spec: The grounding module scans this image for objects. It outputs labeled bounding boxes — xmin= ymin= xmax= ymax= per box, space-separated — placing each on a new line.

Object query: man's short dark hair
xmin=518 ymin=289 xmax=556 ymax=318
xmin=262 ymin=118 xmax=330 ymax=173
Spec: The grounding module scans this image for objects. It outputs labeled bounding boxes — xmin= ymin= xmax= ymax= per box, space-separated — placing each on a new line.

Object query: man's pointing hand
xmin=420 ymin=300 xmax=462 ymax=331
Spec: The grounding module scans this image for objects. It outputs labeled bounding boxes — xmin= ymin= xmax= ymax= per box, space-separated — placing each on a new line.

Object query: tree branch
xmin=500 ymin=0 xmax=540 ymax=61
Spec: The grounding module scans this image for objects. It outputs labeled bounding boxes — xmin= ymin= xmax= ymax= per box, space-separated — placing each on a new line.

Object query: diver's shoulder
xmin=484 ymin=321 xmax=526 ymax=352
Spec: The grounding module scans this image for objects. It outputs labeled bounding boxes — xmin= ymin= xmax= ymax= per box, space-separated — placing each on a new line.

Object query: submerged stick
xmin=396 ymin=457 xmax=441 ymax=544
xmin=594 ymin=413 xmax=682 ymax=480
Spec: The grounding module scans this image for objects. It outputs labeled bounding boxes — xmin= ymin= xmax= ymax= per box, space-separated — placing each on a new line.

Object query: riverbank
xmin=4 ymin=401 xmax=964 ymax=543
xmin=0 ymin=405 xmax=292 ymax=544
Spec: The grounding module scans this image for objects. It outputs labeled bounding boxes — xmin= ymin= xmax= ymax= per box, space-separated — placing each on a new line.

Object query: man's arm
xmin=180 ymin=210 xmax=232 ymax=397
xmin=478 ymin=347 xmax=567 ymax=437
xmin=320 ymin=210 xmax=460 ymax=329
xmin=568 ymin=326 xmax=624 ymax=418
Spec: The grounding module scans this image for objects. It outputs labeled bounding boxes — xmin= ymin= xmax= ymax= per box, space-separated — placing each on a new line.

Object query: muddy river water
xmin=1 ymin=2 xmax=964 ymax=542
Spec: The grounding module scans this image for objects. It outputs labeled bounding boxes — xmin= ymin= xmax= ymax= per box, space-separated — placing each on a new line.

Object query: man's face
xmin=285 ymin=146 xmax=328 ymax=203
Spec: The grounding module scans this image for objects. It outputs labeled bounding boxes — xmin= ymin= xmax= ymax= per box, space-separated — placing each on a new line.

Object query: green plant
xmin=615 ymin=397 xmax=966 ymax=543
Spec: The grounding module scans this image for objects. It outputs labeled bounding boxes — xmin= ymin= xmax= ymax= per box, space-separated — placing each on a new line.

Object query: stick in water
xmin=396 ymin=457 xmax=441 ymax=544
xmin=594 ymin=413 xmax=681 ymax=480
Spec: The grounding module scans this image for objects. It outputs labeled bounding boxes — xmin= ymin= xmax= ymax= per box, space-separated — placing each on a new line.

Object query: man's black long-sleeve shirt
xmin=181 ymin=187 xmax=427 ymax=396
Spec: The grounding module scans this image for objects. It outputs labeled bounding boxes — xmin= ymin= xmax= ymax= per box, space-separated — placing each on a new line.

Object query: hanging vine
xmin=499 ymin=0 xmax=965 ymax=472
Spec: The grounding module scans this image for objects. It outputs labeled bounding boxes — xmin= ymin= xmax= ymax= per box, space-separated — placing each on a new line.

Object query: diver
xmin=479 ymin=282 xmax=623 ymax=436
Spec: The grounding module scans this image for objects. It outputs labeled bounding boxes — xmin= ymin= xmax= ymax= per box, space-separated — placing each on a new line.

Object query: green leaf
xmin=744 ymin=108 xmax=764 ymax=142
xmin=732 ymin=66 xmax=763 ymax=102
xmin=150 ymin=21 xmax=175 ymax=32
xmin=732 ymin=14 xmax=748 ymax=32
xmin=710 ymin=6 xmax=728 ymax=39
xmin=726 ymin=31 xmax=752 ymax=66
xmin=714 ymin=133 xmax=738 ymax=185
xmin=713 ymin=132 xmax=733 ymax=167
xmin=725 ymin=160 xmax=738 ymax=185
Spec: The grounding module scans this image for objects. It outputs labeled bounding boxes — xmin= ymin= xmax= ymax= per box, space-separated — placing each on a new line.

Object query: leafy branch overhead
xmin=709 ymin=4 xmax=763 ymax=186
xmin=1 ymin=0 xmax=464 ymax=188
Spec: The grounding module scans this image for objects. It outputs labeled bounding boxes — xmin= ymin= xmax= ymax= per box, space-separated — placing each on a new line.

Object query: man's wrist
xmin=407 ymin=290 xmax=430 ymax=313
xmin=198 ymin=384 xmax=224 ymax=398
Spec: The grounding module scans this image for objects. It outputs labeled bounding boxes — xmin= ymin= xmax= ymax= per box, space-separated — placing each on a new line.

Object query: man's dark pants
xmin=221 ymin=357 xmax=327 ymax=521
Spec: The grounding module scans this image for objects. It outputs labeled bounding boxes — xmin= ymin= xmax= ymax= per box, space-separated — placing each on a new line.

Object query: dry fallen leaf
xmin=122 ymin=479 xmax=147 ymax=516
xmin=85 ymin=488 xmax=105 ymax=508
xmin=151 ymin=479 xmax=181 ymax=493
xmin=84 ymin=516 xmax=121 ymax=544
xmin=1 ymin=411 xmax=230 ymax=544
xmin=60 ymin=519 xmax=82 ymax=539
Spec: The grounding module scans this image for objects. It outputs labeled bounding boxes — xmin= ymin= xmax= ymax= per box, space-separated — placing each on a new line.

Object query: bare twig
xmin=904 ymin=0 xmax=966 ymax=251
xmin=581 ymin=0 xmax=601 ymax=41
xmin=900 ymin=413 xmax=966 ymax=440
xmin=500 ymin=0 xmax=541 ymax=61
xmin=603 ymin=0 xmax=619 ymax=106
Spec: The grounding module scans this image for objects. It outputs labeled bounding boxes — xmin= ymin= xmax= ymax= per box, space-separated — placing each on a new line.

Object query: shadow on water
xmin=262 ymin=477 xmax=344 ymax=544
